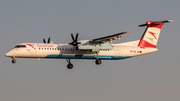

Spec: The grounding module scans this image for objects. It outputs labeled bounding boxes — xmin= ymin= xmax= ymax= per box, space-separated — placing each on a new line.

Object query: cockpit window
xmin=14 ymin=45 xmax=26 ymax=48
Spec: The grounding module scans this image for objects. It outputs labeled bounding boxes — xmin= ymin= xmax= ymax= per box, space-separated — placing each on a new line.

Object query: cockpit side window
xmin=14 ymin=45 xmax=26 ymax=48
xmin=15 ymin=45 xmax=20 ymax=48
xmin=20 ymin=45 xmax=26 ymax=48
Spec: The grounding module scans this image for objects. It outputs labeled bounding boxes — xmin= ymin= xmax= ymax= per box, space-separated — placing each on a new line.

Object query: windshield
xmin=14 ymin=45 xmax=26 ymax=48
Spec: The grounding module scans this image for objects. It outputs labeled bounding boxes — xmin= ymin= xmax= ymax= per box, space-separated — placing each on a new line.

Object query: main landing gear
xmin=95 ymin=52 xmax=102 ymax=65
xmin=12 ymin=57 xmax=16 ymax=64
xmin=65 ymin=52 xmax=102 ymax=69
xmin=66 ymin=59 xmax=73 ymax=69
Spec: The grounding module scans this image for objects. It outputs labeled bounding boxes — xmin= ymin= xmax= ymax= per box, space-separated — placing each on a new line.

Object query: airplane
xmin=5 ymin=20 xmax=173 ymax=69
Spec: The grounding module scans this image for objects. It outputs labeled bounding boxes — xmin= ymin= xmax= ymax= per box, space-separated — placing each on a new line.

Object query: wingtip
xmin=167 ymin=20 xmax=174 ymax=22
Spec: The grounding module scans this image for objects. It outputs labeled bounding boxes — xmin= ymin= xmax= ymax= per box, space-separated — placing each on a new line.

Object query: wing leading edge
xmin=89 ymin=32 xmax=129 ymax=43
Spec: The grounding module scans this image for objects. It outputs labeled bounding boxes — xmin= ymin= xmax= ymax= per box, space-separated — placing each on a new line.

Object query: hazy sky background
xmin=1 ymin=0 xmax=180 ymax=101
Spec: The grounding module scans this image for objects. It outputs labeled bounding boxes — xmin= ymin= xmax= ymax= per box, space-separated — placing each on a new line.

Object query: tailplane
xmin=138 ymin=20 xmax=173 ymax=48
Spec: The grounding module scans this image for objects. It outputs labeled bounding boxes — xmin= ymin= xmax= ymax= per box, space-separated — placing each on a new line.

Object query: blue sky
xmin=1 ymin=0 xmax=180 ymax=101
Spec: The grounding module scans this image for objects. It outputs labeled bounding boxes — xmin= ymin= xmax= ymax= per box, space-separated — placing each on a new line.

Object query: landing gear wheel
xmin=67 ymin=64 xmax=73 ymax=69
xmin=12 ymin=59 xmax=16 ymax=64
xmin=66 ymin=59 xmax=73 ymax=69
xmin=95 ymin=59 xmax=102 ymax=65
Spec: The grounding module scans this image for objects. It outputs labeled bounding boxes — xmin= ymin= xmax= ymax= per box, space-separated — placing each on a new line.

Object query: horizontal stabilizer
xmin=139 ymin=20 xmax=174 ymax=27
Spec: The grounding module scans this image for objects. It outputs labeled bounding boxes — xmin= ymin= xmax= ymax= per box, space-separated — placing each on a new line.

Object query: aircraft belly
xmin=45 ymin=53 xmax=131 ymax=60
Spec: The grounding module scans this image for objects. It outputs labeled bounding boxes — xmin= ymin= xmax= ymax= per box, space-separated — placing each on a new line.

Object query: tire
xmin=95 ymin=59 xmax=102 ymax=65
xmin=12 ymin=60 xmax=16 ymax=64
xmin=67 ymin=64 xmax=73 ymax=69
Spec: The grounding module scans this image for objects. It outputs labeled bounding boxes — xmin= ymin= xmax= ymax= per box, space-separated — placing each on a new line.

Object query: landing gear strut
xmin=95 ymin=52 xmax=102 ymax=65
xmin=66 ymin=59 xmax=73 ymax=69
xmin=12 ymin=57 xmax=16 ymax=64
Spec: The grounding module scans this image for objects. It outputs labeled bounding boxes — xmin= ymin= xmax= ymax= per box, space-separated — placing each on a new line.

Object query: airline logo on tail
xmin=148 ymin=31 xmax=157 ymax=39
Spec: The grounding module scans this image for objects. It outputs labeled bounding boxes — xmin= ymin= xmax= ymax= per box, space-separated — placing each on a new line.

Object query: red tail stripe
xmin=138 ymin=39 xmax=156 ymax=48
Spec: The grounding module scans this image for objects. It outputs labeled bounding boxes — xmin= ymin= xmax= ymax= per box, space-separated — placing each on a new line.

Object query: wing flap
xmin=89 ymin=32 xmax=129 ymax=43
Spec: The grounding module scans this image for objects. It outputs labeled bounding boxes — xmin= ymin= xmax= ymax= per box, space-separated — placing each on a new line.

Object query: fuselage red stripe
xmin=26 ymin=44 xmax=36 ymax=50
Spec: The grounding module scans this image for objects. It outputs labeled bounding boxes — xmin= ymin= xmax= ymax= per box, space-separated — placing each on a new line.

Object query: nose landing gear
xmin=12 ymin=57 xmax=16 ymax=64
xmin=66 ymin=59 xmax=73 ymax=69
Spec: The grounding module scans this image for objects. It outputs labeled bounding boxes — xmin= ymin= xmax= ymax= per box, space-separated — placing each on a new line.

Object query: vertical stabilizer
xmin=138 ymin=20 xmax=173 ymax=48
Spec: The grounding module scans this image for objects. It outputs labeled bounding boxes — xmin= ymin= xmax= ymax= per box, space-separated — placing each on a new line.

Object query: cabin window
xmin=39 ymin=48 xmax=40 ymax=50
xmin=45 ymin=48 xmax=46 ymax=50
xmin=52 ymin=48 xmax=54 ymax=50
xmin=42 ymin=48 xmax=43 ymax=50
xmin=55 ymin=48 xmax=56 ymax=50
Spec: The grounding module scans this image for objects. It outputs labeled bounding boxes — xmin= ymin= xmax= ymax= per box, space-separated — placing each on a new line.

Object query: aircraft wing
xmin=89 ymin=32 xmax=129 ymax=43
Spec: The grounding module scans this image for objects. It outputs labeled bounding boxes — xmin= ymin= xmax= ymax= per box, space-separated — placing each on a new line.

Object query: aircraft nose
xmin=5 ymin=51 xmax=14 ymax=57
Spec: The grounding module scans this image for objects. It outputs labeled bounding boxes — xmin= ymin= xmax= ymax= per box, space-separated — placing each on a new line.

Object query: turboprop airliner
xmin=5 ymin=20 xmax=173 ymax=69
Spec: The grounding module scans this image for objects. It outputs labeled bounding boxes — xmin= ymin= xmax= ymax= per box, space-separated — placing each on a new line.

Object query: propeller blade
xmin=47 ymin=37 xmax=50 ymax=43
xmin=75 ymin=33 xmax=79 ymax=42
xmin=71 ymin=33 xmax=75 ymax=41
xmin=69 ymin=33 xmax=81 ymax=47
xmin=43 ymin=38 xmax=46 ymax=43
xmin=76 ymin=46 xmax=78 ymax=50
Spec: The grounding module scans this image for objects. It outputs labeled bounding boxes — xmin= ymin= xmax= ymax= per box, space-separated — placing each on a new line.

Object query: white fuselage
xmin=5 ymin=43 xmax=158 ymax=60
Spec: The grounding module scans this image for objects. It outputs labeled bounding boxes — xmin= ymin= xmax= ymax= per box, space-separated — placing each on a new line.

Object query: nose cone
xmin=5 ymin=51 xmax=14 ymax=57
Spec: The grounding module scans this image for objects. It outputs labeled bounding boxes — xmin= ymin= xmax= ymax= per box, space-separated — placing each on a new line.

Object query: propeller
xmin=69 ymin=33 xmax=81 ymax=46
xmin=43 ymin=37 xmax=51 ymax=43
